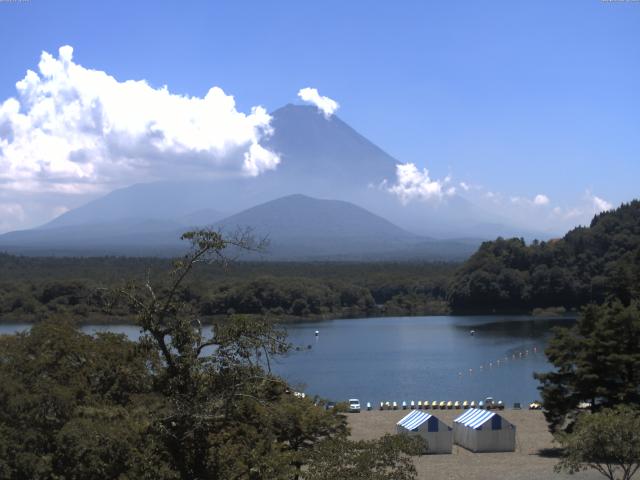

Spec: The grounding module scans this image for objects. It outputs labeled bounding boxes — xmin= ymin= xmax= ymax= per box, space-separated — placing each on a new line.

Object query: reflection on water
xmin=0 ymin=315 xmax=574 ymax=406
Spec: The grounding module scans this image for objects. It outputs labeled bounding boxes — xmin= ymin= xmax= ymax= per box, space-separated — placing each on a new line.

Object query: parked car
xmin=529 ymin=401 xmax=542 ymax=410
xmin=325 ymin=401 xmax=336 ymax=410
xmin=348 ymin=398 xmax=361 ymax=413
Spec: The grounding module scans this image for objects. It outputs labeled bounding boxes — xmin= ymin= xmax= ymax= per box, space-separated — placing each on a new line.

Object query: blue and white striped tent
xmin=396 ymin=410 xmax=452 ymax=454
xmin=453 ymin=408 xmax=515 ymax=452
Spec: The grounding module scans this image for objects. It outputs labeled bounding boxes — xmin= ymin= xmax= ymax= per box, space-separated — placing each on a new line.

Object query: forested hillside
xmin=449 ymin=201 xmax=640 ymax=312
xmin=0 ymin=256 xmax=455 ymax=323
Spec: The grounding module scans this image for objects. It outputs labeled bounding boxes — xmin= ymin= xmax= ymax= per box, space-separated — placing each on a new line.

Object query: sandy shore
xmin=347 ymin=409 xmax=601 ymax=480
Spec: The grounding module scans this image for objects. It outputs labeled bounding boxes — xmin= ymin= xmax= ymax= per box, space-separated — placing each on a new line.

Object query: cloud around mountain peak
xmin=297 ymin=87 xmax=339 ymax=118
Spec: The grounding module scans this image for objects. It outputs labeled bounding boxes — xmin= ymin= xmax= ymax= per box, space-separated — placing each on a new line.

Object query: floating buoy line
xmin=457 ymin=345 xmax=539 ymax=378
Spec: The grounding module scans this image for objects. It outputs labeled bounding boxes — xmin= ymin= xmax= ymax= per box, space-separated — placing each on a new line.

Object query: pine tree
xmin=536 ymin=301 xmax=640 ymax=433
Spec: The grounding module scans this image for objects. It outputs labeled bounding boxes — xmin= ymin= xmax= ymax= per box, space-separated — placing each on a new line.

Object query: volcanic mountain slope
xmin=0 ymin=194 xmax=479 ymax=259
xmin=0 ymin=104 xmax=529 ymax=257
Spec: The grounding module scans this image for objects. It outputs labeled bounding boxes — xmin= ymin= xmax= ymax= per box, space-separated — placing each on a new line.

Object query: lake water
xmin=0 ymin=315 xmax=573 ymax=406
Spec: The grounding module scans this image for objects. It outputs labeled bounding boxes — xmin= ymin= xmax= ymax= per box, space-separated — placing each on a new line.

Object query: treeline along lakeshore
xmin=1 ymin=200 xmax=639 ymax=324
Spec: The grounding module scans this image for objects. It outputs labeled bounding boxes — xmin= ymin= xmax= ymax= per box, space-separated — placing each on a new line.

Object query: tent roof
xmin=397 ymin=410 xmax=433 ymax=431
xmin=454 ymin=408 xmax=500 ymax=429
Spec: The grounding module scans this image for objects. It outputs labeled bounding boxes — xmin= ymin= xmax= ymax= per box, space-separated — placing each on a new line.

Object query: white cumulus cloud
xmin=509 ymin=194 xmax=550 ymax=207
xmin=533 ymin=194 xmax=550 ymax=206
xmin=548 ymin=192 xmax=613 ymax=224
xmin=297 ymin=87 xmax=339 ymax=118
xmin=592 ymin=195 xmax=613 ymax=213
xmin=0 ymin=46 xmax=279 ymax=195
xmin=387 ymin=163 xmax=454 ymax=204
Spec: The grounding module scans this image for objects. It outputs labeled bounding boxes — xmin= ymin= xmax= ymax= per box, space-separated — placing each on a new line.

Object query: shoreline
xmin=347 ymin=409 xmax=600 ymax=480
xmin=0 ymin=310 xmax=578 ymax=327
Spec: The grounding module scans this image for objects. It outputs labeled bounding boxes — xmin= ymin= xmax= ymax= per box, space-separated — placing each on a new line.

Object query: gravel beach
xmin=347 ymin=409 xmax=603 ymax=480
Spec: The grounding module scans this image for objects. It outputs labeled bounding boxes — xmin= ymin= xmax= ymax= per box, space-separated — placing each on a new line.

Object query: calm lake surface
xmin=0 ymin=315 xmax=573 ymax=406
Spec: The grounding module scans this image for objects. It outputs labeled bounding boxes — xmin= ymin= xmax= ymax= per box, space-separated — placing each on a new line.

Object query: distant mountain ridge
xmin=0 ymin=194 xmax=479 ymax=260
xmin=217 ymin=194 xmax=414 ymax=240
xmin=0 ymin=103 xmax=536 ymax=258
xmin=43 ymin=104 xmax=400 ymax=231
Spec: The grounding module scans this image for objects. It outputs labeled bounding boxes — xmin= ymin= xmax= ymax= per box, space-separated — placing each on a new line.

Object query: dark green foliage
xmin=535 ymin=301 xmax=640 ymax=433
xmin=449 ymin=201 xmax=640 ymax=312
xmin=555 ymin=405 xmax=640 ymax=480
xmin=0 ymin=254 xmax=456 ymax=323
xmin=0 ymin=320 xmax=172 ymax=479
xmin=0 ymin=229 xmax=421 ymax=479
xmin=304 ymin=434 xmax=425 ymax=480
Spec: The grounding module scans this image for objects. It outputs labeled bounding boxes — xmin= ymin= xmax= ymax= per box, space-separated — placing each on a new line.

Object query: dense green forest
xmin=449 ymin=201 xmax=640 ymax=313
xmin=2 ymin=200 xmax=639 ymax=323
xmin=0 ymin=255 xmax=455 ymax=323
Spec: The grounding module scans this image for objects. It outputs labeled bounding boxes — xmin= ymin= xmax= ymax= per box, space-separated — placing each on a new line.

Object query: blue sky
xmin=0 ymin=0 xmax=638 ymax=232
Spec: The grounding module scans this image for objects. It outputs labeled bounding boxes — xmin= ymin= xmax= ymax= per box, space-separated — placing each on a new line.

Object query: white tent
xmin=453 ymin=408 xmax=516 ymax=452
xmin=396 ymin=410 xmax=453 ymax=454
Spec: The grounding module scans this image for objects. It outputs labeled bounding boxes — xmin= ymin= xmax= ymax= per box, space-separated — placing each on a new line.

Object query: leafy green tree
xmin=115 ymin=229 xmax=352 ymax=479
xmin=304 ymin=434 xmax=424 ymax=480
xmin=53 ymin=406 xmax=178 ymax=480
xmin=270 ymin=395 xmax=348 ymax=477
xmin=0 ymin=320 xmax=168 ymax=480
xmin=555 ymin=405 xmax=640 ymax=480
xmin=0 ymin=229 xmax=429 ymax=479
xmin=535 ymin=301 xmax=640 ymax=432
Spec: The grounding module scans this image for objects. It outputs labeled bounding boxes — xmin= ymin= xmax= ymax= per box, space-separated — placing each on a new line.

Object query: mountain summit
xmin=265 ymin=104 xmax=396 ymax=188
xmin=41 ymin=104 xmax=398 ymax=230
xmin=0 ymin=103 xmax=531 ymax=256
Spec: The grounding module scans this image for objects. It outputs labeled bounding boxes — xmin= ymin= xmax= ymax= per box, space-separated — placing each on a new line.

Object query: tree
xmin=304 ymin=434 xmax=425 ymax=480
xmin=535 ymin=301 xmax=640 ymax=432
xmin=0 ymin=229 xmax=424 ymax=479
xmin=0 ymin=319 xmax=172 ymax=480
xmin=270 ymin=396 xmax=348 ymax=478
xmin=115 ymin=229 xmax=352 ymax=479
xmin=0 ymin=229 xmax=349 ymax=480
xmin=555 ymin=405 xmax=640 ymax=480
